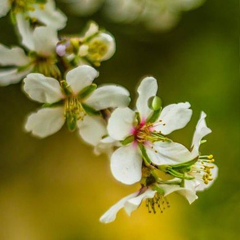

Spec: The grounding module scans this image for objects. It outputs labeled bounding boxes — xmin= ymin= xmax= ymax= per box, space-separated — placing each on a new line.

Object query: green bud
xmin=148 ymin=96 xmax=162 ymax=111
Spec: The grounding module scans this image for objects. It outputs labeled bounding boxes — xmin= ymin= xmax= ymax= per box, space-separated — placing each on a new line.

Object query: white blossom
xmin=23 ymin=65 xmax=130 ymax=145
xmin=56 ymin=22 xmax=115 ymax=66
xmin=100 ymin=181 xmax=197 ymax=223
xmin=107 ymin=77 xmax=192 ymax=185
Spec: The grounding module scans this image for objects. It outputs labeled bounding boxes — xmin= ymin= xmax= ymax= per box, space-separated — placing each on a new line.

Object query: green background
xmin=0 ymin=0 xmax=238 ymax=239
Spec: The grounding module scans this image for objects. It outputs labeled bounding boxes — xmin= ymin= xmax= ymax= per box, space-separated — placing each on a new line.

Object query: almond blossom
xmin=23 ymin=65 xmax=130 ymax=146
xmin=0 ymin=26 xmax=59 ymax=86
xmin=100 ymin=181 xmax=197 ymax=224
xmin=56 ymin=21 xmax=115 ymax=67
xmin=107 ymin=77 xmax=192 ymax=185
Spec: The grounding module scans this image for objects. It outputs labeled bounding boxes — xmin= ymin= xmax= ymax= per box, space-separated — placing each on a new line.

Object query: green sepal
xmin=10 ymin=11 xmax=16 ymax=25
xmin=167 ymin=168 xmax=194 ymax=180
xmin=121 ymin=135 xmax=135 ymax=146
xmin=78 ymin=84 xmax=97 ymax=100
xmin=139 ymin=144 xmax=151 ymax=166
xmin=135 ymin=112 xmax=141 ymax=125
xmin=66 ymin=114 xmax=78 ymax=132
xmin=171 ymin=158 xmax=198 ymax=170
xmin=147 ymin=108 xmax=161 ymax=123
xmin=61 ymin=80 xmax=72 ymax=97
xmin=82 ymin=103 xmax=101 ymax=116
xmin=42 ymin=100 xmax=64 ymax=108
xmin=153 ymin=185 xmax=165 ymax=195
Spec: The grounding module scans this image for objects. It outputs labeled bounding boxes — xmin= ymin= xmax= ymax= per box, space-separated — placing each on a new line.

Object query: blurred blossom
xmin=61 ymin=0 xmax=205 ymax=31
xmin=60 ymin=0 xmax=104 ymax=15
xmin=104 ymin=0 xmax=205 ymax=31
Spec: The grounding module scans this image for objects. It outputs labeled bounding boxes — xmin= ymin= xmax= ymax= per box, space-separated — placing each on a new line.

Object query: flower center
xmin=65 ymin=96 xmax=86 ymax=131
xmin=132 ymin=121 xmax=168 ymax=145
xmin=88 ymin=40 xmax=108 ymax=62
xmin=32 ymin=55 xmax=60 ymax=79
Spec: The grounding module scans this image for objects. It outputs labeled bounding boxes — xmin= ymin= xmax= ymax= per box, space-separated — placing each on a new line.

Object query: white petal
xmin=0 ymin=68 xmax=31 ymax=86
xmin=94 ymin=136 xmax=119 ymax=156
xmin=88 ymin=32 xmax=116 ymax=61
xmin=107 ymin=107 xmax=135 ymax=141
xmin=0 ymin=0 xmax=10 ymax=17
xmin=78 ymin=115 xmax=107 ymax=146
xmin=160 ymin=179 xmax=198 ymax=204
xmin=29 ymin=0 xmax=67 ymax=30
xmin=110 ymin=145 xmax=142 ymax=185
xmin=80 ymin=21 xmax=99 ymax=40
xmin=25 ymin=107 xmax=65 ymax=138
xmin=100 ymin=192 xmax=137 ymax=224
xmin=136 ymin=77 xmax=158 ymax=121
xmin=16 ymin=14 xmax=34 ymax=50
xmin=0 ymin=44 xmax=30 ymax=66
xmin=85 ymin=85 xmax=130 ymax=110
xmin=196 ymin=164 xmax=218 ymax=192
xmin=125 ymin=189 xmax=156 ymax=215
xmin=23 ymin=73 xmax=64 ymax=103
xmin=66 ymin=65 xmax=99 ymax=95
xmin=146 ymin=141 xmax=191 ymax=165
xmin=191 ymin=112 xmax=212 ymax=156
xmin=155 ymin=102 xmax=192 ymax=135
xmin=32 ymin=26 xmax=59 ymax=55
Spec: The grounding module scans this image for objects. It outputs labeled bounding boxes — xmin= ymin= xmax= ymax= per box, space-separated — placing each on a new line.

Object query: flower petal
xmin=66 ymin=65 xmax=99 ymax=95
xmin=80 ymin=21 xmax=99 ymax=40
xmin=191 ymin=111 xmax=212 ymax=157
xmin=146 ymin=141 xmax=191 ymax=165
xmin=100 ymin=192 xmax=137 ymax=224
xmin=125 ymin=189 xmax=156 ymax=215
xmin=107 ymin=107 xmax=135 ymax=141
xmin=196 ymin=163 xmax=218 ymax=192
xmin=78 ymin=115 xmax=107 ymax=146
xmin=154 ymin=102 xmax=192 ymax=135
xmin=110 ymin=145 xmax=142 ymax=185
xmin=0 ymin=44 xmax=30 ymax=66
xmin=25 ymin=107 xmax=65 ymax=138
xmin=85 ymin=85 xmax=130 ymax=110
xmin=88 ymin=32 xmax=116 ymax=61
xmin=23 ymin=73 xmax=64 ymax=103
xmin=0 ymin=0 xmax=10 ymax=17
xmin=29 ymin=0 xmax=67 ymax=30
xmin=0 ymin=68 xmax=31 ymax=86
xmin=160 ymin=179 xmax=198 ymax=204
xmin=136 ymin=77 xmax=158 ymax=121
xmin=16 ymin=13 xmax=35 ymax=50
xmin=94 ymin=136 xmax=119 ymax=156
xmin=32 ymin=26 xmax=59 ymax=55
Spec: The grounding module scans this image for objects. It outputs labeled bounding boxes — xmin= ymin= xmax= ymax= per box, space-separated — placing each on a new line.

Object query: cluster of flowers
xmin=0 ymin=0 xmax=217 ymax=224
xmin=60 ymin=0 xmax=205 ymax=31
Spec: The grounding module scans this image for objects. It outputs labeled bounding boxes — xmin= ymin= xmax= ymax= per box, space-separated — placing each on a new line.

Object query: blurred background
xmin=0 ymin=0 xmax=238 ymax=239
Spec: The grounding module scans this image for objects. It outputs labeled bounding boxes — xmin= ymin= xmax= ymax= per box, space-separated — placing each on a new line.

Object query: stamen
xmin=145 ymin=193 xmax=170 ymax=214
